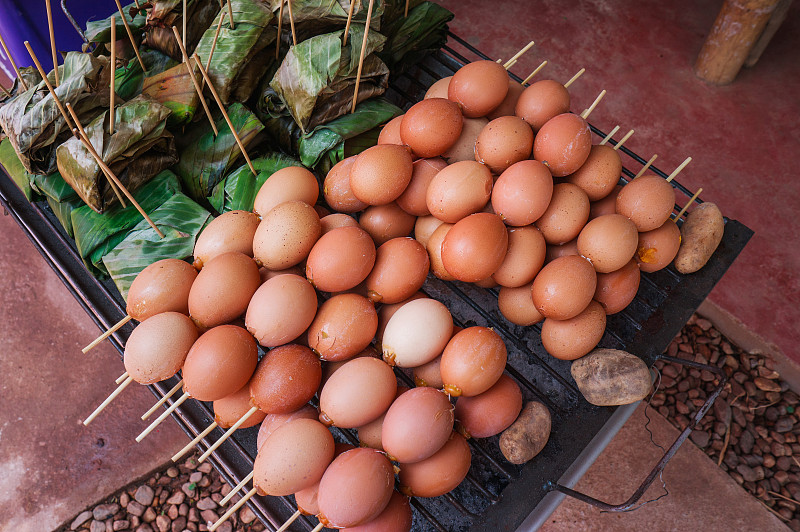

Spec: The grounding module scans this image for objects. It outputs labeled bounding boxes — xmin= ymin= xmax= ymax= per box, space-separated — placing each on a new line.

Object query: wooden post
xmin=694 ymin=0 xmax=781 ymax=85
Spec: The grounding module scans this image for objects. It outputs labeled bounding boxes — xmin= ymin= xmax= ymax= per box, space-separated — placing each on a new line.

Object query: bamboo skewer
xmin=634 ymin=154 xmax=658 ymax=179
xmin=228 ymin=0 xmax=235 ymax=30
xmin=46 ymin=0 xmax=59 ymax=86
xmin=504 ymin=59 xmax=518 ymax=70
xmin=116 ymin=372 xmax=130 ymax=384
xmin=202 ymin=10 xmax=227 ymax=91
xmin=84 ymin=376 xmax=134 ymax=425
xmin=172 ymin=421 xmax=217 ymax=462
xmin=171 ymin=27 xmax=219 ymax=135
xmin=134 ymin=0 xmax=142 ymax=9
xmin=674 ymin=188 xmax=703 ymax=221
xmin=522 ymin=60 xmax=547 ymax=85
xmin=351 ymin=0 xmax=375 ymax=114
xmin=183 ymin=0 xmax=187 ymax=49
xmin=276 ymin=0 xmax=285 ymax=57
xmin=310 ymin=524 xmax=324 ymax=532
xmin=612 ymin=129 xmax=634 ymax=151
xmin=198 ymin=406 xmax=259 ymax=462
xmin=193 ymin=53 xmax=257 ymax=175
xmin=666 ymin=156 xmax=692 ymax=182
xmin=210 ymin=487 xmax=257 ymax=531
xmin=580 ymin=89 xmax=606 ymax=120
xmin=563 ymin=67 xmax=585 ymax=89
xmin=598 ymin=125 xmax=620 ymax=146
xmin=136 ymin=392 xmax=190 ymax=442
xmin=287 ymin=0 xmax=297 ymax=45
xmin=0 ymin=29 xmax=28 ymax=91
xmin=24 ymin=42 xmax=71 ymax=127
xmin=83 ymin=314 xmax=132 ymax=353
xmin=0 ymin=84 xmax=11 ymax=98
xmin=276 ymin=510 xmax=302 ymax=532
xmin=503 ymin=40 xmax=534 ymax=69
xmin=219 ymin=471 xmax=253 ymax=505
xmin=114 ymin=0 xmax=146 ymax=71
xmin=110 ymin=16 xmax=116 ymax=135
xmin=404 ymin=0 xmax=410 ymax=17
xmin=143 ymin=379 xmax=185 ymax=420
xmin=343 ymin=0 xmax=356 ymax=46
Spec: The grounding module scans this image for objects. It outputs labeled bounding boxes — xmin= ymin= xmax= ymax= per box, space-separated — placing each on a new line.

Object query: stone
xmin=167 ymin=491 xmax=185 ymax=505
xmin=777 ymin=456 xmax=793 ymax=471
xmin=197 ymin=477 xmax=211 ymax=488
xmin=94 ymin=505 xmax=120 ymax=521
xmin=135 ymin=486 xmax=155 ymax=507
xmin=179 ymin=504 xmax=189 ymax=517
xmin=170 ymin=517 xmax=187 ymax=532
xmin=185 ymin=458 xmax=199 ymax=470
xmin=71 ymin=510 xmax=94 ymax=530
xmin=239 ymin=507 xmax=256 ymax=525
xmin=182 ymin=483 xmax=197 ymax=499
xmin=167 ymin=467 xmax=179 ymax=478
xmin=90 ymin=520 xmax=106 ymax=532
xmin=143 ymin=507 xmax=157 ymax=523
xmin=737 ymin=464 xmax=760 ymax=483
xmin=198 ymin=463 xmax=213 ymax=474
xmin=739 ymin=430 xmax=755 ymax=454
xmin=200 ymin=509 xmax=219 ymax=523
xmin=188 ymin=508 xmax=200 ymax=523
xmin=135 ymin=525 xmax=153 ymax=532
xmin=754 ymin=377 xmax=781 ymax=392
xmin=775 ymin=417 xmax=795 ymax=433
xmin=156 ymin=515 xmax=171 ymax=532
xmin=690 ymin=430 xmax=710 ymax=448
xmin=220 ymin=485 xmax=232 ymax=497
xmin=127 ymin=502 xmax=146 ymax=517
xmin=196 ymin=498 xmax=217 ymax=511
xmin=215 ymin=522 xmax=232 ymax=532
xmin=189 ymin=472 xmax=203 ymax=484
xmin=168 ymin=505 xmax=179 ymax=520
xmin=113 ymin=521 xmax=130 ymax=531
xmin=120 ymin=493 xmax=130 ymax=508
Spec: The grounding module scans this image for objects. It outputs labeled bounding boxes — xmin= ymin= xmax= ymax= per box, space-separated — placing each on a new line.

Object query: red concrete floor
xmin=437 ymin=0 xmax=800 ymax=363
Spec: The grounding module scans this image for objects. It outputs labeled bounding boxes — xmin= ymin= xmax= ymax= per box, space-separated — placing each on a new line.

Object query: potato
xmin=499 ymin=401 xmax=551 ymax=464
xmin=674 ymin=202 xmax=724 ymax=274
xmin=571 ymin=349 xmax=652 ymax=406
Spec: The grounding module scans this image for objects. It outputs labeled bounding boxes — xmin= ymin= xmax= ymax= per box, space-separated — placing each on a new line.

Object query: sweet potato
xmin=571 ymin=349 xmax=651 ymax=406
xmin=674 ymin=202 xmax=724 ymax=274
xmin=499 ymin=401 xmax=551 ymax=464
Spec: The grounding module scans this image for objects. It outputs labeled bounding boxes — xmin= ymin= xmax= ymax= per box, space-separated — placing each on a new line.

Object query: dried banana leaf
xmin=0 ymin=67 xmax=42 ymax=118
xmin=194 ymin=0 xmax=277 ymax=104
xmin=378 ymin=1 xmax=453 ymax=71
xmin=209 ymin=153 xmax=303 ymax=213
xmin=270 ymin=25 xmax=389 ymax=132
xmin=0 ymin=52 xmax=116 ymax=175
xmin=143 ymin=0 xmax=220 ymax=60
xmin=269 ymin=0 xmax=385 ymax=41
xmin=142 ymin=61 xmax=200 ymax=126
xmin=85 ymin=2 xmax=148 ymax=43
xmin=0 ymin=138 xmax=38 ymax=201
xmin=56 ymin=94 xmax=177 ymax=213
xmin=174 ymin=102 xmax=265 ymax=202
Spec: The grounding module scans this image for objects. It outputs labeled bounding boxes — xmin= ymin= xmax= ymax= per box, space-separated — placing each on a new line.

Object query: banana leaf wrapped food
xmin=269 ymin=0 xmax=385 ymax=43
xmin=56 ymin=94 xmax=178 ymax=213
xmin=0 ymin=52 xmax=117 ymax=175
xmin=85 ymin=2 xmax=148 ymax=44
xmin=141 ymin=61 xmax=200 ymax=126
xmin=142 ymin=0 xmax=221 ymax=61
xmin=378 ymin=1 xmax=453 ymax=72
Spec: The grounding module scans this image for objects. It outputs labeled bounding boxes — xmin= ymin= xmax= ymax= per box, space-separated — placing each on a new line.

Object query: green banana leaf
xmin=143 ymin=0 xmax=221 ymax=61
xmin=174 ymin=102 xmax=264 ymax=202
xmin=0 ymin=138 xmax=37 ymax=200
xmin=270 ymin=25 xmax=389 ymax=132
xmin=0 ymin=52 xmax=117 ymax=175
xmin=31 ymin=171 xmax=79 ymax=202
xmin=378 ymin=2 xmax=453 ymax=71
xmin=47 ymin=195 xmax=83 ymax=238
xmin=56 ymin=95 xmax=177 ymax=213
xmin=85 ymin=2 xmax=148 ymax=43
xmin=142 ymin=61 xmax=200 ymax=126
xmin=194 ymin=0 xmax=277 ymax=104
xmin=71 ymin=169 xmax=183 ymax=275
xmin=268 ymin=0 xmax=386 ymax=41
xmin=102 ymin=193 xmax=212 ymax=300
xmin=209 ymin=153 xmax=303 ymax=213
xmin=115 ymin=58 xmax=144 ymax=100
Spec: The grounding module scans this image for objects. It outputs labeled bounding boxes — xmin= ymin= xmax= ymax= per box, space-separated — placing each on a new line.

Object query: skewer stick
xmin=220 ymin=471 xmax=254 ymax=505
xmin=134 ymin=0 xmax=142 ymax=9
xmin=110 ymin=16 xmax=116 ymax=135
xmin=0 ymin=29 xmax=28 ymax=91
xmin=275 ymin=0 xmax=284 ymax=57
xmin=674 ymin=188 xmax=703 ymax=221
xmin=202 ymin=10 xmax=227 ymax=91
xmin=404 ymin=0 xmax=410 ymax=17
xmin=193 ymin=53 xmax=257 ymax=175
xmin=183 ymin=0 xmax=187 ymax=49
xmin=666 ymin=156 xmax=692 ymax=183
xmin=84 ymin=376 xmax=134 ymax=425
xmin=198 ymin=405 xmax=259 ymax=462
xmin=563 ymin=67 xmax=585 ymax=89
xmin=634 ymin=154 xmax=658 ymax=179
xmin=228 ymin=0 xmax=235 ymax=30
xmin=276 ymin=510 xmax=302 ymax=532
xmin=114 ymin=0 xmax=146 ymax=71
xmin=210 ymin=487 xmax=257 ymax=532
xmin=171 ymin=27 xmax=219 ymax=135
xmin=598 ymin=125 xmax=620 ymax=146
xmin=311 ymin=523 xmax=324 ymax=532
xmin=83 ymin=314 xmax=132 ymax=353
xmin=343 ymin=0 xmax=356 ymax=46
xmin=503 ymin=40 xmax=534 ymax=69
xmin=46 ymin=0 xmax=59 ymax=86
xmin=143 ymin=379 xmax=185 ymax=419
xmin=522 ymin=60 xmax=547 ymax=85
xmin=580 ymin=89 xmax=606 ymax=120
xmin=136 ymin=392 xmax=190 ymax=442
xmin=287 ymin=0 xmax=297 ymax=45
xmin=24 ymin=42 xmax=71 ymax=127
xmin=116 ymin=372 xmax=129 ymax=384
xmin=504 ymin=59 xmax=518 ymax=70
xmin=612 ymin=129 xmax=634 ymax=151
xmin=172 ymin=421 xmax=217 ymax=462
xmin=351 ymin=0 xmax=375 ymax=114
xmin=0 ymin=84 xmax=10 ymax=98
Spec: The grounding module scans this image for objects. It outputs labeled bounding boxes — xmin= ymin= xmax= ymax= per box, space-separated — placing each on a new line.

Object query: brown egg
xmin=515 ymin=79 xmax=571 ymax=131
xmin=307 ymin=294 xmax=377 ymax=361
xmin=188 ymin=252 xmax=261 ymax=328
xmin=541 ymin=300 xmax=606 ymax=360
xmin=475 ymin=116 xmax=534 ymax=174
xmin=306 ymin=226 xmax=376 ymax=292
xmin=324 ymin=156 xmax=368 ymax=213
xmin=424 ymin=77 xmax=451 ymax=99
xmin=257 ymin=404 xmax=319 ymax=451
xmin=454 ymin=374 xmax=522 ymax=438
xmin=127 ymin=259 xmax=197 ymax=320
xmin=317 ymin=448 xmax=395 ymax=528
xmin=182 ymin=325 xmax=258 ymax=401
xmin=382 ymin=387 xmax=454 ymax=463
xmin=400 ymin=99 xmax=463 ymax=158
xmin=398 ymin=432 xmax=471 ymax=498
xmin=441 ymin=327 xmax=507 ymax=397
xmin=321 ymin=345 xmax=380 ymax=388
xmin=213 ymin=382 xmax=267 ymax=429
xmin=365 ymin=238 xmax=429 ymax=304
xmin=615 ymin=174 xmax=676 ymax=232
xmin=636 ymin=220 xmax=681 ymax=273
xmin=377 ymin=115 xmax=405 ymax=146
xmin=359 ymin=203 xmax=416 ymax=246
xmin=535 ymin=183 xmax=590 ymax=245
xmin=441 ymin=213 xmax=509 ymax=283
xmin=250 ymin=344 xmax=321 ymax=414
xmin=396 ymin=158 xmax=447 ymax=216
xmin=414 ymin=355 xmax=444 ymax=389
xmin=594 ymin=259 xmax=640 ymax=314
xmin=426 ymin=222 xmax=455 ymax=281
xmin=349 ymin=145 xmax=414 ymax=205
xmin=376 ymin=293 xmax=427 ymax=345
xmin=589 ymin=185 xmax=622 ymax=219
xmin=413 ymin=215 xmax=445 ymax=249
xmin=426 ymin=160 xmax=493 ymax=223
xmin=531 ymin=255 xmax=597 ymax=320
xmin=124 ymin=312 xmax=197 ymax=384
xmin=295 ymin=442 xmax=357 ymax=516
xmin=253 ymin=200 xmax=321 ymax=270
xmin=492 ymin=225 xmax=547 ymax=287
xmin=319 ymin=357 xmax=397 ymax=428
xmin=565 ymin=145 xmax=623 ymax=201
xmin=343 ymin=490 xmax=412 ymax=532
xmin=491 ymin=160 xmax=554 ymax=227
xmin=448 ymin=60 xmax=509 ymax=118
xmin=245 ymin=274 xmax=318 ymax=347
xmin=533 ymin=113 xmax=592 ymax=177
xmin=254 ymin=418 xmax=334 ymax=496
xmin=382 ymin=298 xmax=452 ymax=368
xmin=193 ymin=210 xmax=260 ymax=269
xmin=497 ymin=283 xmax=544 ymax=326
xmin=487 ymin=79 xmax=525 ymax=120
xmin=253 ymin=166 xmax=319 ymax=217
xmin=545 ymin=238 xmax=579 ymax=263
xmin=357 ymin=386 xmax=410 ymax=451
xmin=321 ymin=213 xmax=359 ymax=234
xmin=443 ymin=117 xmax=489 ymax=164
xmin=577 ymin=214 xmax=639 ymax=273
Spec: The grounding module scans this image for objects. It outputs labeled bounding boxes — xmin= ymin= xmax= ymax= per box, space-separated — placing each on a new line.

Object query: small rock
xmin=90 ymin=520 xmax=106 ymax=532
xmin=120 ymin=493 xmax=130 ymax=508
xmin=182 ymin=483 xmax=197 ymax=499
xmin=739 ymin=430 xmax=755 ymax=454
xmin=188 ymin=508 xmax=200 ymax=523
xmin=71 ymin=510 xmax=93 ymax=530
xmin=94 ymin=505 xmax=120 ymax=521
xmin=763 ymin=454 xmax=776 ymax=468
xmin=184 ymin=458 xmax=198 ymax=470
xmin=215 ymin=522 xmax=232 ymax=532
xmin=196 ymin=498 xmax=217 ymax=511
xmin=775 ymin=417 xmax=795 ymax=433
xmin=775 ymin=471 xmax=790 ymax=485
xmin=167 ymin=467 xmax=179 ymax=478
xmin=676 ymin=401 xmax=689 ymax=415
xmin=135 ymin=525 xmax=153 ymax=532
xmin=131 ymin=516 xmax=140 ymax=528
xmin=168 ymin=505 xmax=179 ymax=520
xmin=754 ymin=377 xmax=781 ymax=392
xmin=189 ymin=472 xmax=203 ymax=484
xmin=239 ymin=507 xmax=256 ymax=525
xmin=198 ymin=463 xmax=213 ymax=474
xmin=179 ymin=504 xmax=189 ymax=517
xmin=113 ymin=520 xmax=130 ymax=531
xmin=197 ymin=477 xmax=211 ymax=488
xmin=171 ymin=517 xmax=187 ymax=532
xmin=696 ymin=318 xmax=712 ymax=331
xmin=777 ymin=456 xmax=793 ymax=471
xmin=143 ymin=507 xmax=157 ymax=524
xmin=155 ymin=515 xmax=171 ymax=532
xmin=200 ymin=510 xmax=218 ymax=524
xmin=167 ymin=492 xmax=185 ymax=506
xmin=220 ymin=485 xmax=232 ymax=497
xmin=737 ymin=464 xmax=759 ymax=483
xmin=211 ymin=493 xmax=222 ymax=504
xmin=690 ymin=430 xmax=710 ymax=448
xmin=135 ymin=486 xmax=155 ymax=507
xmin=127 ymin=502 xmax=146 ymax=517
